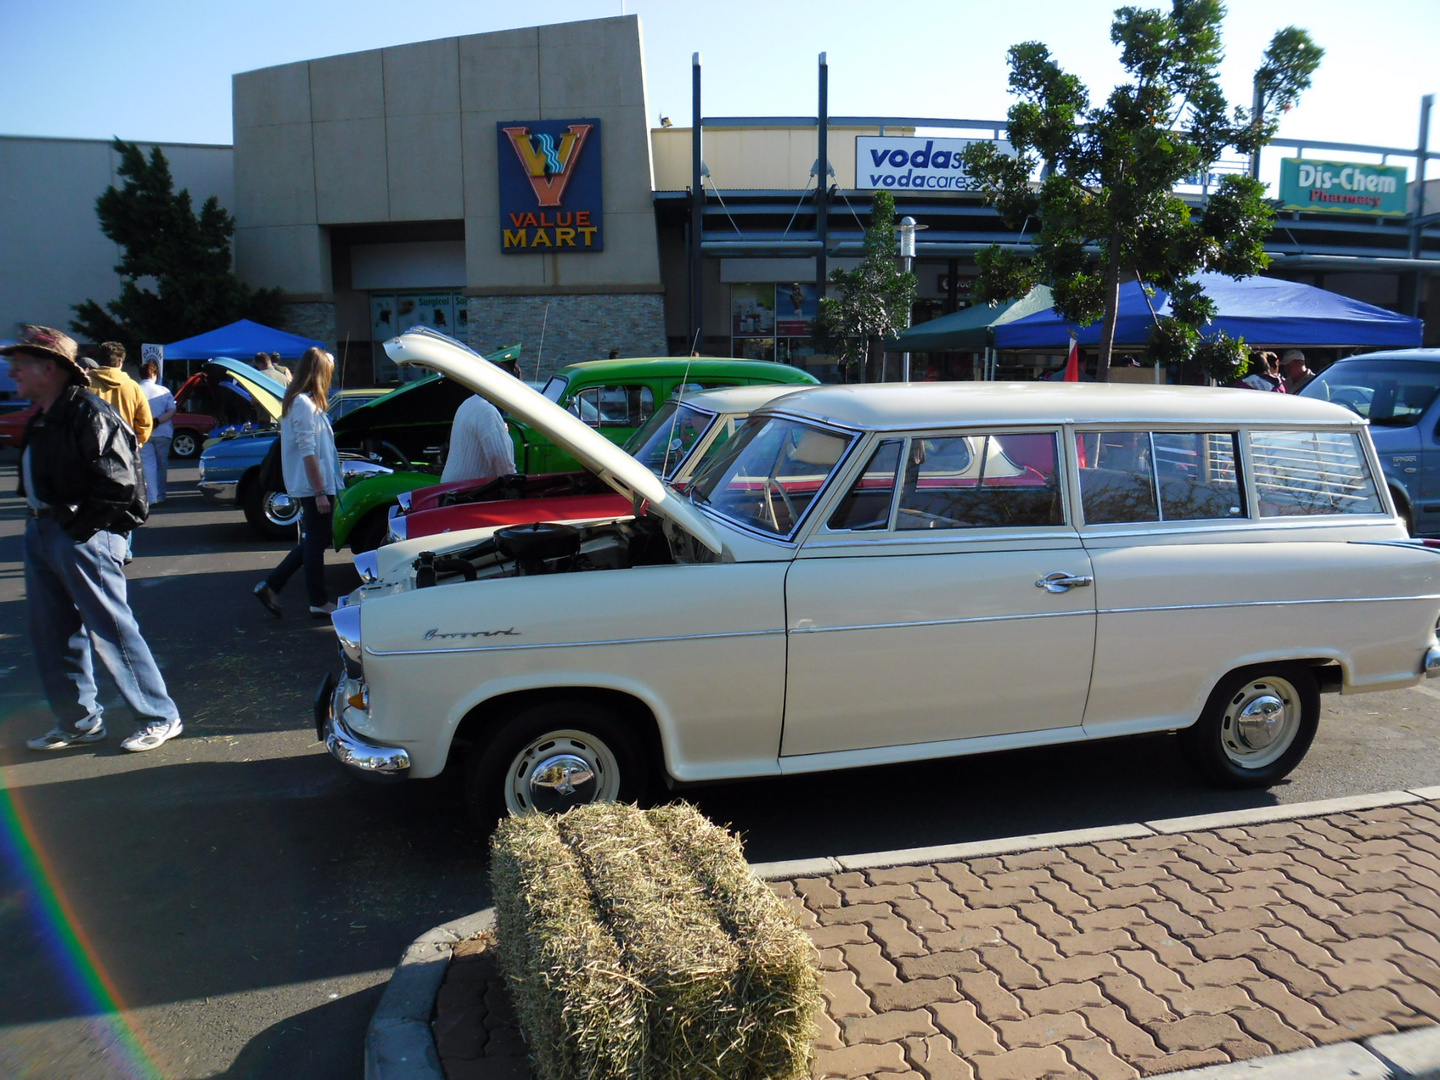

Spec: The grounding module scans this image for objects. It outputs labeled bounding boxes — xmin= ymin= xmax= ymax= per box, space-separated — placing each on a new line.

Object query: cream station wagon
xmin=318 ymin=328 xmax=1440 ymax=829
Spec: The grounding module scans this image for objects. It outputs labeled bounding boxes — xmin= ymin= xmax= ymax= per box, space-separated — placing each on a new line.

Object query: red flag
xmin=1063 ymin=334 xmax=1080 ymax=382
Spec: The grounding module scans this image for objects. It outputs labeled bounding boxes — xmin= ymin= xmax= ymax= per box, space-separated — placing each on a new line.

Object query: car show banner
xmin=1279 ymin=158 xmax=1408 ymax=216
xmin=855 ymin=135 xmax=1015 ymax=191
xmin=497 ymin=118 xmax=604 ymax=253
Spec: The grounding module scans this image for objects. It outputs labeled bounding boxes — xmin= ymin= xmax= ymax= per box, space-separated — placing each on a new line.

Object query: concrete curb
xmin=364 ymin=907 xmax=494 ymax=1080
xmin=366 ymin=787 xmax=1440 ymax=1080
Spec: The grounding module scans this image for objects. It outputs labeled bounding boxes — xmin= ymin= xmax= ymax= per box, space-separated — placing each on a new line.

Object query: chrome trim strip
xmin=1096 ymin=594 xmax=1440 ymax=616
xmin=1077 ymin=515 xmax=1395 ymax=538
xmin=791 ymin=609 xmax=1093 ymax=635
xmin=365 ymin=626 xmax=787 ymax=658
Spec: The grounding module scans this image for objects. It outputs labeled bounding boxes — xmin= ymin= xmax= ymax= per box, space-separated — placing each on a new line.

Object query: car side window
xmin=571 ymin=385 xmax=655 ymax=427
xmin=828 ymin=440 xmax=902 ymax=530
xmin=896 ymin=431 xmax=1064 ymax=530
xmin=1250 ymin=429 xmax=1385 ymax=517
xmin=1080 ymin=430 xmax=1244 ymax=524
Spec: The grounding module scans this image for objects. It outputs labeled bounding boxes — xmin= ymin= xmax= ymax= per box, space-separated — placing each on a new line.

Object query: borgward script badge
xmin=424 ymin=628 xmax=521 ymax=641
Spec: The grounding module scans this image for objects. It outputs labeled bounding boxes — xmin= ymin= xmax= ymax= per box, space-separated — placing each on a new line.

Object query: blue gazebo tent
xmin=162 ymin=319 xmax=324 ymax=361
xmin=993 ymin=274 xmax=1423 ymax=350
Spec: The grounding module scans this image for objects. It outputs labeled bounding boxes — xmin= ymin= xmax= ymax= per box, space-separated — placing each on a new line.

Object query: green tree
xmin=816 ymin=190 xmax=916 ymax=381
xmin=961 ymin=0 xmax=1322 ymax=382
xmin=72 ymin=138 xmax=284 ymax=351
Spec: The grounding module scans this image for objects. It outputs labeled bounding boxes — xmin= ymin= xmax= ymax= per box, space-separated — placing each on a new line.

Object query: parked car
xmin=1298 ymin=349 xmax=1440 ymax=536
xmin=197 ymin=386 xmax=391 ymax=536
xmin=332 ymin=356 xmax=819 ymax=553
xmin=319 ymin=328 xmax=1440 ymax=831
xmin=386 ymin=383 xmax=811 ymax=543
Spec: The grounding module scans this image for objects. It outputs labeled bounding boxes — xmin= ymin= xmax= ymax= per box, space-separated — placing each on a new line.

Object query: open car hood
xmin=384 ymin=329 xmax=725 ymax=554
xmin=202 ymin=358 xmax=288 ymax=421
xmin=330 ymin=370 xmax=471 ymax=441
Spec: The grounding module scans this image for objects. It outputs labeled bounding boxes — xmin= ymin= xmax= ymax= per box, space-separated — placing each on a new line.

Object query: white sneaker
xmin=27 ymin=719 xmax=107 ymax=751
xmin=121 ymin=718 xmax=184 ymax=752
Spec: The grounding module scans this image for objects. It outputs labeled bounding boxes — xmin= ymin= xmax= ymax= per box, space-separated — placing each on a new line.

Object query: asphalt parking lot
xmin=5 ymin=457 xmax=1440 ymax=1078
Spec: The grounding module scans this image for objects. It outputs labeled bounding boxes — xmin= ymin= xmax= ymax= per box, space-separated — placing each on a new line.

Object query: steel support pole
xmin=816 ymin=53 xmax=829 ymax=301
xmin=1412 ymin=94 xmax=1433 ymax=318
xmin=1249 ymin=77 xmax=1263 ymax=181
xmin=690 ymin=53 xmax=704 ymax=351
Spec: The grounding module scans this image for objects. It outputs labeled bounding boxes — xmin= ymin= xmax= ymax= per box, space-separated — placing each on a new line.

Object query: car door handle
xmin=1036 ymin=571 xmax=1094 ymax=593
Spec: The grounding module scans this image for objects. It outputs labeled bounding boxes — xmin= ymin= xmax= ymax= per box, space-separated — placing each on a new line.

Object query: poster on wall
xmin=497 ymin=118 xmax=604 ymax=253
xmin=774 ymin=282 xmax=818 ymax=337
xmin=731 ymin=284 xmax=776 ymax=337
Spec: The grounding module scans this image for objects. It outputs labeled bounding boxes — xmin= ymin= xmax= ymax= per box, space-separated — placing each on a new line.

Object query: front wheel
xmin=1180 ymin=665 xmax=1319 ymax=788
xmin=171 ymin=431 xmax=200 ymax=458
xmin=243 ymin=483 xmax=302 ymax=538
xmin=464 ymin=699 xmax=648 ymax=831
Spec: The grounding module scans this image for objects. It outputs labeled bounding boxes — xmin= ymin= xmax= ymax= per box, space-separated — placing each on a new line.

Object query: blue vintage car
xmin=197 ymin=385 xmax=390 ymax=536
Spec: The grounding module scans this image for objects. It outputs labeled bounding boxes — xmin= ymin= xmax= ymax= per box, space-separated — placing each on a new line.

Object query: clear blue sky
xmin=3 ymin=0 xmax=1437 ymax=157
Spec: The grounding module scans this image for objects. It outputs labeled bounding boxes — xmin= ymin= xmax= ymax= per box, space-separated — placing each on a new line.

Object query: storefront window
xmin=370 ymin=292 xmax=468 ymax=383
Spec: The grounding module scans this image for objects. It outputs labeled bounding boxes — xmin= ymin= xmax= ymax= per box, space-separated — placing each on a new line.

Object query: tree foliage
xmin=815 ymin=191 xmax=916 ymax=379
xmin=72 ymin=139 xmax=284 ymax=352
xmin=961 ymin=0 xmax=1322 ymax=382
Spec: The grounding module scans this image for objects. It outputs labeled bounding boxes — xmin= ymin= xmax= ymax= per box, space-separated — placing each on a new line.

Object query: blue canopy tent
xmin=993 ymin=274 xmax=1424 ymax=351
xmin=163 ymin=319 xmax=324 ymax=361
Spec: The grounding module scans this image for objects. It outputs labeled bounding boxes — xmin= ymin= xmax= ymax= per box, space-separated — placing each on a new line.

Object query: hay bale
xmin=490 ymin=802 xmax=821 ymax=1080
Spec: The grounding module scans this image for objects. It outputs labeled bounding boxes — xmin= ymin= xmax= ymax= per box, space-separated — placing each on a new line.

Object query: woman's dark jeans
xmin=265 ymin=496 xmax=331 ymax=607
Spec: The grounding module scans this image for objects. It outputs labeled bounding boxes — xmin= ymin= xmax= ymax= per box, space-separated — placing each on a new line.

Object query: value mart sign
xmin=856 ymin=136 xmax=1015 ymax=191
xmin=497 ymin=118 xmax=604 ymax=253
xmin=1278 ymin=158 xmax=1408 ymax=216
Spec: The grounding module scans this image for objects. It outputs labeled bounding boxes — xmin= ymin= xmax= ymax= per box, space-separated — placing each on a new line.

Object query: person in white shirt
xmin=137 ymin=361 xmax=176 ymax=505
xmin=253 ymin=348 xmax=340 ymax=618
xmin=441 ymin=392 xmax=516 ymax=483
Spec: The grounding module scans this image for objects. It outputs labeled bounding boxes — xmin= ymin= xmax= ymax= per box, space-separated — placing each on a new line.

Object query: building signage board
xmin=497 ymin=118 xmax=604 ymax=253
xmin=1278 ymin=158 xmax=1408 ymax=216
xmin=856 ymin=136 xmax=1015 ymax=191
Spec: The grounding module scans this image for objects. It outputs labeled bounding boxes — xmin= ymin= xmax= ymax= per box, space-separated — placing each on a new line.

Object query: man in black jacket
xmin=6 ymin=326 xmax=183 ymax=752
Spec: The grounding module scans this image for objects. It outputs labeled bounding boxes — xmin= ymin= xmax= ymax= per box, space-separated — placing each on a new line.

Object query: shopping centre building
xmin=1 ymin=14 xmax=1435 ymax=382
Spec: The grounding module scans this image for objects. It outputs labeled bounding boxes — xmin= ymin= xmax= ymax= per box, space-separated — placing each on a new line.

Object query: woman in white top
xmin=253 ymin=347 xmax=340 ymax=618
xmin=137 ymin=360 xmax=176 ymax=505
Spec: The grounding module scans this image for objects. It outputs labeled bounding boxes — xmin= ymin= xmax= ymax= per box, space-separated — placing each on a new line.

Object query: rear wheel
xmin=464 ymin=698 xmax=647 ymax=832
xmin=1180 ymin=664 xmax=1319 ymax=788
xmin=243 ymin=483 xmax=302 ymax=538
xmin=171 ymin=431 xmax=200 ymax=458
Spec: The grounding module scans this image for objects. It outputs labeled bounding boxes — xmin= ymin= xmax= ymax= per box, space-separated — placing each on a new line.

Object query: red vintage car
xmin=386 ymin=384 xmax=812 ymax=543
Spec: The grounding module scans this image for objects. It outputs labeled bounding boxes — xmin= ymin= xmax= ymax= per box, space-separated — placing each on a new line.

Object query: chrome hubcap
xmin=1220 ymin=677 xmax=1299 ymax=770
xmin=506 ymin=730 xmax=620 ymax=815
xmin=1235 ymin=694 xmax=1285 ymax=750
xmin=265 ymin=491 xmax=299 ymax=527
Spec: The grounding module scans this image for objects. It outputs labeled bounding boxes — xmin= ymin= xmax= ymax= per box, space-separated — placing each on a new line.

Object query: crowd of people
xmin=1235 ymin=349 xmax=1317 ymax=393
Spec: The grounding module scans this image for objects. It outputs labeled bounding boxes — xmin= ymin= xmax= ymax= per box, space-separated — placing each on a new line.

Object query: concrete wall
xmin=233 ymin=14 xmax=663 ymax=355
xmin=0 ymin=136 xmax=232 ymax=339
xmin=651 ymin=125 xmax=902 ymax=191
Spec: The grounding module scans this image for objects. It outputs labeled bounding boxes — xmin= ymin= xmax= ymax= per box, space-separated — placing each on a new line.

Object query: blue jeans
xmin=24 ymin=518 xmax=180 ymax=735
xmin=265 ymin=496 xmax=331 ymax=607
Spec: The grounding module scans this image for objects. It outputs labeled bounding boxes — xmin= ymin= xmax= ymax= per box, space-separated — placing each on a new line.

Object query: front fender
xmin=333 ymin=470 xmax=442 ymax=548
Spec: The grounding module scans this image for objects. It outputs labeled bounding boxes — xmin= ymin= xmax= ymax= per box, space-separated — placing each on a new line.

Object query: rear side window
xmin=569 ymin=384 xmax=655 ymax=427
xmin=1079 ymin=431 xmax=1244 ymax=524
xmin=1250 ymin=430 xmax=1384 ymax=517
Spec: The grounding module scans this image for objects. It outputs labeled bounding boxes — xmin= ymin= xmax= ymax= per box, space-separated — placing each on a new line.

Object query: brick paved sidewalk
xmin=433 ymin=797 xmax=1440 ymax=1080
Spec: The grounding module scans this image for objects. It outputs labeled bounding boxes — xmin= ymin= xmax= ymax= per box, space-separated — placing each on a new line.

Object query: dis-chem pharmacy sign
xmin=1279 ymin=158 xmax=1408 ymax=216
xmin=497 ymin=119 xmax=603 ymax=253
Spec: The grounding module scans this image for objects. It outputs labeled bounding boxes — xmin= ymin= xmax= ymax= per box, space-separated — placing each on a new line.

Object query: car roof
xmin=674 ymin=383 xmax=813 ymax=412
xmin=756 ymin=381 xmax=1365 ymax=431
xmin=1326 ymin=349 xmax=1440 ymax=364
xmin=554 ymin=357 xmax=818 ymax=383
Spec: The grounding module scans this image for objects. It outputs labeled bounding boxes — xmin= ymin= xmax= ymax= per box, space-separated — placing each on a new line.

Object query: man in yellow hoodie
xmin=91 ymin=343 xmax=153 ymax=446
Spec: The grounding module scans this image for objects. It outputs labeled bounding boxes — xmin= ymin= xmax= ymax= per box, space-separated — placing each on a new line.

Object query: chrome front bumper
xmin=314 ymin=672 xmax=411 ymax=782
xmin=198 ymin=480 xmax=238 ymax=504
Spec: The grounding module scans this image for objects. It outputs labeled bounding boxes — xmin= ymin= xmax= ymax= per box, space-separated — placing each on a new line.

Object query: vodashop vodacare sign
xmin=497 ymin=119 xmax=604 ymax=253
xmin=1278 ymin=158 xmax=1408 ymax=216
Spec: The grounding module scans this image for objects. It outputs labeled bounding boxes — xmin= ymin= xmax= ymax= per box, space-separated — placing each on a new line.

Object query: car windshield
xmin=623 ymin=400 xmax=717 ymax=479
xmin=689 ymin=415 xmax=852 ymax=536
xmin=1299 ymin=360 xmax=1440 ymax=427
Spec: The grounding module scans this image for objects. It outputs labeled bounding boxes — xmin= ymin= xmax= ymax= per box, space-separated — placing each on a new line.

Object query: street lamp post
xmin=897 ymin=216 xmax=926 ymax=381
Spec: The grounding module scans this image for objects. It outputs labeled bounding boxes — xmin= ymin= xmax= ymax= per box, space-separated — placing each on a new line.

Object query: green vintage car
xmin=332 ymin=356 xmax=820 ymax=552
